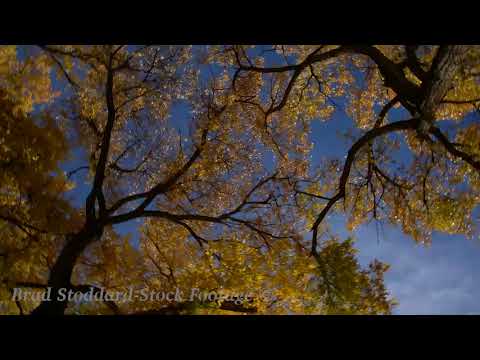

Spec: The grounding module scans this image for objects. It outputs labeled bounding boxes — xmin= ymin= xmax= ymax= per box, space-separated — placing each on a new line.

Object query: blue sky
xmin=325 ymin=214 xmax=480 ymax=314
xmin=309 ymin=107 xmax=480 ymax=315
xmin=45 ymin=45 xmax=480 ymax=314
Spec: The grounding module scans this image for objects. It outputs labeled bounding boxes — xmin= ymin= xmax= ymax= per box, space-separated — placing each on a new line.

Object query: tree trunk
xmin=418 ymin=45 xmax=470 ymax=129
xmin=30 ymin=226 xmax=99 ymax=315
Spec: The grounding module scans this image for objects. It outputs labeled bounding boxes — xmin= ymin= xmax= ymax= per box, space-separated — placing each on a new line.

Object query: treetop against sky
xmin=0 ymin=45 xmax=479 ymax=315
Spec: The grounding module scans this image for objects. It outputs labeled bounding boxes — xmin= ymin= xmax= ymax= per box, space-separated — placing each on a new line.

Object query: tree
xmin=1 ymin=45 xmax=478 ymax=315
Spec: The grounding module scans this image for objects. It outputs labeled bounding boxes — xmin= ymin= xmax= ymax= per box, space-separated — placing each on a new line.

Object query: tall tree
xmin=1 ymin=45 xmax=478 ymax=315
xmin=222 ymin=45 xmax=480 ymax=253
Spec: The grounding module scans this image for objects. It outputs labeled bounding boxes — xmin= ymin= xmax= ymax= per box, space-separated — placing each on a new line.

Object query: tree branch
xmin=429 ymin=126 xmax=480 ymax=173
xmin=310 ymin=118 xmax=419 ymax=255
xmin=86 ymin=51 xmax=117 ymax=221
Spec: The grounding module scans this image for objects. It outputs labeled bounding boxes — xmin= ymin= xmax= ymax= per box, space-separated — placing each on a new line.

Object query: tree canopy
xmin=0 ymin=45 xmax=479 ymax=315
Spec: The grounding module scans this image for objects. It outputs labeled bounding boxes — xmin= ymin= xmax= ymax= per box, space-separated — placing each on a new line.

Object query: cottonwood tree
xmin=1 ymin=45 xmax=478 ymax=315
xmin=219 ymin=45 xmax=480 ymax=253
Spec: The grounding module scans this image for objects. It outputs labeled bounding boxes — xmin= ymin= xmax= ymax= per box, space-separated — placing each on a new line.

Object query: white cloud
xmin=331 ymin=217 xmax=480 ymax=314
